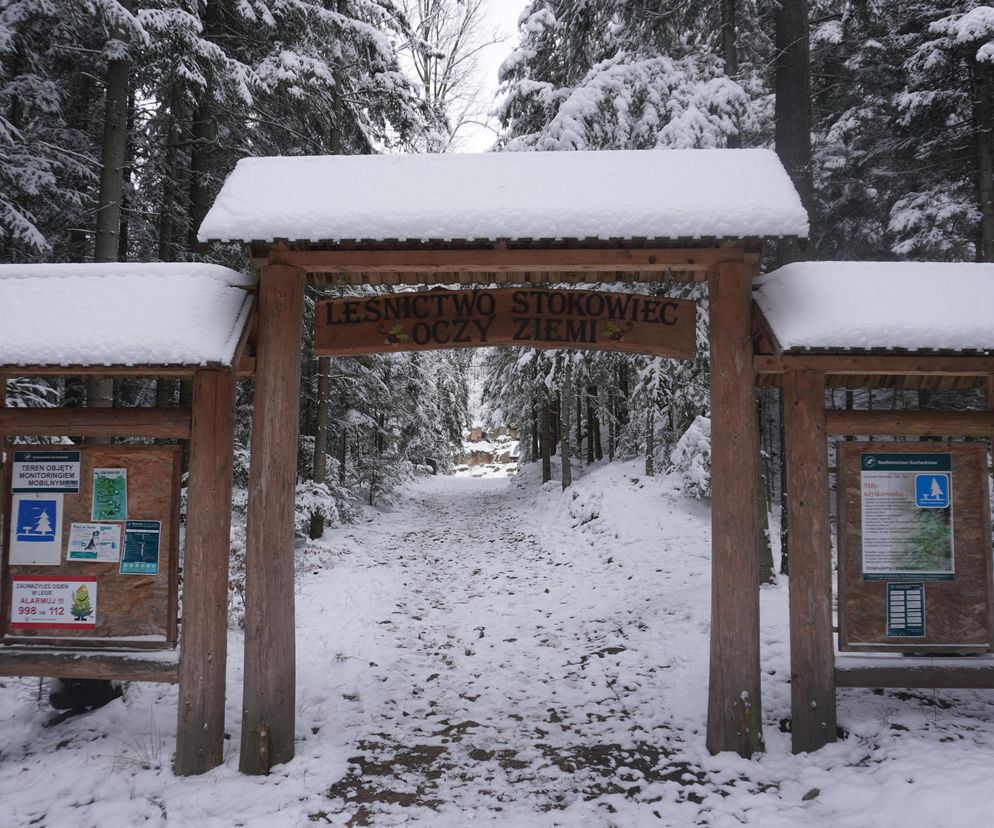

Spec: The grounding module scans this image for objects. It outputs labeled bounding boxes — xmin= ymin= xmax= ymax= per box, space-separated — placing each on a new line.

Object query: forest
xmin=3 ymin=0 xmax=993 ymax=544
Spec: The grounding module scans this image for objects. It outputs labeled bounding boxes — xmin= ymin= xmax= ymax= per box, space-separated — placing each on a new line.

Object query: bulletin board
xmin=837 ymin=441 xmax=994 ymax=654
xmin=1 ymin=445 xmax=181 ymax=647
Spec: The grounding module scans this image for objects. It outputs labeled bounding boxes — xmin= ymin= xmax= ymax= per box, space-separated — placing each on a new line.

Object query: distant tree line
xmin=4 ymin=0 xmax=993 ymax=544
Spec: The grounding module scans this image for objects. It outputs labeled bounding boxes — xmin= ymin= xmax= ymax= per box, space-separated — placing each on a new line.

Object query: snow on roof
xmin=754 ymin=261 xmax=994 ymax=352
xmin=198 ymin=149 xmax=809 ymax=244
xmin=0 ymin=263 xmax=255 ymax=368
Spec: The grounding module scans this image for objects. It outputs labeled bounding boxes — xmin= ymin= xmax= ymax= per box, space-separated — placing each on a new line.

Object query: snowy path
xmin=301 ymin=472 xmax=713 ymax=824
xmin=3 ymin=463 xmax=994 ymax=826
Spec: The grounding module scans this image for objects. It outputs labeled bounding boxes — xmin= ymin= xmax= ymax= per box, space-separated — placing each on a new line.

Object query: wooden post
xmin=175 ymin=368 xmax=236 ymax=775
xmin=782 ymin=369 xmax=837 ymax=753
xmin=240 ymin=264 xmax=305 ymax=774
xmin=706 ymin=261 xmax=765 ymax=757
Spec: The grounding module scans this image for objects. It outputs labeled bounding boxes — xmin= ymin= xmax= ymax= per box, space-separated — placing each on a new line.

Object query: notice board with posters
xmin=1 ymin=445 xmax=181 ymax=647
xmin=837 ymin=442 xmax=994 ymax=653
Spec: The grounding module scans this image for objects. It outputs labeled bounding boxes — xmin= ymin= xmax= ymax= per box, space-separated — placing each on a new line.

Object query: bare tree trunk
xmin=561 ymin=363 xmax=572 ymax=489
xmin=531 ymin=402 xmax=539 ymax=460
xmin=541 ymin=400 xmax=552 ymax=483
xmin=757 ymin=396 xmax=775 ymax=583
xmin=645 ymin=409 xmax=655 ymax=477
xmin=338 ymin=431 xmax=347 ymax=485
xmin=187 ymin=0 xmax=220 ymax=254
xmin=89 ymin=0 xmax=133 ymax=443
xmin=778 ymin=388 xmax=790 ymax=575
xmin=158 ymin=94 xmax=183 ymax=262
xmin=774 ymin=0 xmax=812 ymax=263
xmin=593 ymin=399 xmax=603 ymax=461
xmin=311 ymin=44 xmax=346 ymax=536
xmin=970 ymin=59 xmax=994 ymax=261
xmin=309 ymin=357 xmax=331 ymax=539
xmin=551 ymin=393 xmax=559 ymax=455
xmin=608 ymin=388 xmax=616 ymax=461
xmin=586 ymin=386 xmax=595 ymax=463
xmin=721 ymin=0 xmax=741 ymax=149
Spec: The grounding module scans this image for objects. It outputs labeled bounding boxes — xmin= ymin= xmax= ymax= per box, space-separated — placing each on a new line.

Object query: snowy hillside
xmin=2 ymin=464 xmax=994 ymax=826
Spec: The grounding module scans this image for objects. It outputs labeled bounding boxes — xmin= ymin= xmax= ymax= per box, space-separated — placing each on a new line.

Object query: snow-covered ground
xmin=2 ymin=462 xmax=994 ymax=826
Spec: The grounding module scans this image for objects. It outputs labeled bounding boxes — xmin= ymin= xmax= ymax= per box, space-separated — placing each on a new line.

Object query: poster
xmin=9 ymin=492 xmax=63 ymax=565
xmin=11 ymin=450 xmax=80 ymax=493
xmin=9 ymin=576 xmax=97 ymax=630
xmin=120 ymin=520 xmax=161 ymax=575
xmin=91 ymin=468 xmax=127 ymax=521
xmin=861 ymin=453 xmax=954 ymax=580
xmin=67 ymin=522 xmax=122 ymax=563
xmin=887 ymin=582 xmax=926 ymax=637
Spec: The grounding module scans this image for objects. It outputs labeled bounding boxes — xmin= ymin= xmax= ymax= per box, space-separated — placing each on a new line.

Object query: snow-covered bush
xmin=669 ymin=415 xmax=711 ymax=499
xmin=294 ymin=479 xmax=359 ymax=536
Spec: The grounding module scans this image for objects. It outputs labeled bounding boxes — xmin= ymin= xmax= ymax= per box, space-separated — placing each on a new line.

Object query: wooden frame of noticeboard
xmin=836 ymin=441 xmax=994 ymax=655
xmin=1 ymin=444 xmax=181 ymax=647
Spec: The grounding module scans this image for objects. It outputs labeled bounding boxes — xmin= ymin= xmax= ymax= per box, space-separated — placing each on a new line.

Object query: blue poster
xmin=15 ymin=498 xmax=58 ymax=543
xmin=915 ymin=473 xmax=950 ymax=508
xmin=10 ymin=493 xmax=63 ymax=565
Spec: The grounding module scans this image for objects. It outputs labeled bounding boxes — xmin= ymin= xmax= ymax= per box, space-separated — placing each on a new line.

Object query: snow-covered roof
xmin=754 ymin=261 xmax=994 ymax=352
xmin=198 ymin=149 xmax=809 ymax=244
xmin=0 ymin=263 xmax=255 ymax=368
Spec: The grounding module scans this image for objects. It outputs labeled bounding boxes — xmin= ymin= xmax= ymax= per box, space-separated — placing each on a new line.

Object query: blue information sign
xmin=915 ymin=473 xmax=950 ymax=508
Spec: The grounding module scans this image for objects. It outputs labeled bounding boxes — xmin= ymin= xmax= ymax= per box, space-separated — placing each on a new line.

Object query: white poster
xmin=9 ymin=577 xmax=97 ymax=630
xmin=860 ymin=452 xmax=954 ymax=580
xmin=11 ymin=450 xmax=80 ymax=493
xmin=9 ymin=492 xmax=63 ymax=565
xmin=67 ymin=522 xmax=122 ymax=563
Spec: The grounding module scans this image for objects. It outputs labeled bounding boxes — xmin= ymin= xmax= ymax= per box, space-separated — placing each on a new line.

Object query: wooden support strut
xmin=705 ymin=261 xmax=764 ymax=757
xmin=175 ymin=369 xmax=236 ymax=776
xmin=783 ymin=370 xmax=837 ymax=753
xmin=240 ymin=264 xmax=306 ymax=774
xmin=264 ymin=246 xmax=757 ymax=274
xmin=0 ymin=406 xmax=192 ymax=440
xmin=825 ymin=409 xmax=994 ymax=437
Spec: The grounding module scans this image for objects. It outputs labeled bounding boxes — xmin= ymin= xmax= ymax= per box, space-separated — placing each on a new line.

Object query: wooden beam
xmin=783 ymin=370 xmax=837 ymax=753
xmin=825 ymin=409 xmax=994 ymax=437
xmin=0 ymin=407 xmax=192 ymax=439
xmin=755 ymin=353 xmax=994 ymax=377
xmin=706 ymin=261 xmax=765 ymax=757
xmin=0 ymin=365 xmax=198 ymax=377
xmin=240 ymin=264 xmax=305 ymax=774
xmin=836 ymin=661 xmax=994 ymax=689
xmin=268 ymin=247 xmax=754 ymax=274
xmin=0 ymin=649 xmax=178 ymax=683
xmin=175 ymin=369 xmax=236 ymax=776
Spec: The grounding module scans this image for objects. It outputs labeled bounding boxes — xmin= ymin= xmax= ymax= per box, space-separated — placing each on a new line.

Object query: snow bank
xmin=754 ymin=261 xmax=994 ymax=352
xmin=198 ymin=149 xmax=809 ymax=243
xmin=0 ymin=262 xmax=255 ymax=367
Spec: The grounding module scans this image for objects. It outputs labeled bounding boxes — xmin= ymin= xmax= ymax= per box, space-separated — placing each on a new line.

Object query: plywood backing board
xmin=1 ymin=445 xmax=181 ymax=647
xmin=837 ymin=442 xmax=994 ymax=653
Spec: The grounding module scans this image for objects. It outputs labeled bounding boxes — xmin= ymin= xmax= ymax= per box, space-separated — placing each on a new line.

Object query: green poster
xmin=91 ymin=468 xmax=127 ymax=521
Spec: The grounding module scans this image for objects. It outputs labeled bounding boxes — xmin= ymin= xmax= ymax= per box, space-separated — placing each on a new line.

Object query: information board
xmin=838 ymin=442 xmax=994 ymax=653
xmin=1 ymin=445 xmax=181 ymax=646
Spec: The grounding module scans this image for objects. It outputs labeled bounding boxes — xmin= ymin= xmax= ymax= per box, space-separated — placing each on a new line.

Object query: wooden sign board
xmin=837 ymin=442 xmax=994 ymax=653
xmin=315 ymin=287 xmax=696 ymax=359
xmin=1 ymin=445 xmax=181 ymax=648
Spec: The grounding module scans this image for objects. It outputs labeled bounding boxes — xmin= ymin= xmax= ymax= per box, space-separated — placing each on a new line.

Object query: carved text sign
xmin=315 ymin=288 xmax=696 ymax=359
